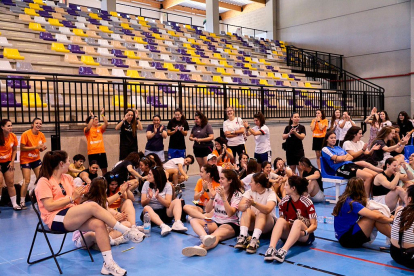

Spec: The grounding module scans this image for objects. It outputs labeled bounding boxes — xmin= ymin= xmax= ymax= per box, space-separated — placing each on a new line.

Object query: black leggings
xmin=390 ymin=244 xmax=414 ymax=269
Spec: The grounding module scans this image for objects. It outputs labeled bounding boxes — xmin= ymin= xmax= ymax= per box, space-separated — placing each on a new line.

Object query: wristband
xmin=205 ymin=189 xmax=210 ymax=193
xmin=118 ymin=191 xmax=122 ymax=196
xmin=246 ymin=126 xmax=250 ymax=130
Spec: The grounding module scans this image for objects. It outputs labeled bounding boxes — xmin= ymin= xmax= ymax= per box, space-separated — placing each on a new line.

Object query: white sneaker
xmin=101 ymin=261 xmax=127 ymax=276
xmin=182 ymin=246 xmax=207 ymax=257
xmin=200 ymin=235 xmax=216 ymax=247
xmin=172 ymin=220 xmax=188 ymax=232
xmin=110 ymin=235 xmax=129 ymax=246
xmin=124 ymin=227 xmax=146 ymax=243
xmin=132 ymin=225 xmax=144 ymax=233
xmin=160 ymin=224 xmax=172 ymax=236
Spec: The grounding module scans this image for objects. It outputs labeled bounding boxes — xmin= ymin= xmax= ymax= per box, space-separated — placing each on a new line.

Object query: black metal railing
xmin=286 ymin=45 xmax=384 ymax=119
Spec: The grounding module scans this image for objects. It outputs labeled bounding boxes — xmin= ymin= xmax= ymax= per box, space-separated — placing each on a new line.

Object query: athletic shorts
xmin=21 ymin=160 xmax=42 ymax=170
xmin=254 ymin=151 xmax=271 ymax=164
xmin=338 ymin=224 xmax=370 ymax=248
xmin=88 ymin=153 xmax=108 ymax=169
xmin=312 ymin=137 xmax=324 ymax=151
xmin=215 ymin=221 xmax=240 ymax=236
xmin=228 ymin=144 xmax=246 ymax=159
xmin=0 ymin=161 xmax=11 ymax=174
xmin=144 ymin=149 xmax=165 ymax=162
xmin=390 ymin=244 xmax=414 ymax=269
xmin=140 ymin=207 xmax=173 ymax=225
xmin=193 ymin=147 xmax=212 ymax=158
xmin=51 ymin=208 xmax=70 ymax=232
xmin=168 ymin=148 xmax=186 ymax=159
xmin=336 ymin=163 xmax=363 ymax=179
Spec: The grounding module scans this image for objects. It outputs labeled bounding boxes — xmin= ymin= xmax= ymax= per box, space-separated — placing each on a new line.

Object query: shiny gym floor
xmin=0 ymin=175 xmax=413 ymax=276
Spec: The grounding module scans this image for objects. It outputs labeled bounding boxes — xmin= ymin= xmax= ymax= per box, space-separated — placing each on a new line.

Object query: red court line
xmin=311 ymin=248 xmax=414 ymax=273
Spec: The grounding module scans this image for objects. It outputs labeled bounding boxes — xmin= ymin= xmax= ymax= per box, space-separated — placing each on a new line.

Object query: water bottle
xmin=317 ymin=216 xmax=334 ymax=224
xmin=143 ymin=212 xmax=151 ymax=237
xmin=203 ymin=223 xmax=209 ymax=235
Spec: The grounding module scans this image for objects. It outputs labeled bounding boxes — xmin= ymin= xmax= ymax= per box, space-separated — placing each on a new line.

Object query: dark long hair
xmin=378 ymin=110 xmax=390 ymax=124
xmin=288 ymin=112 xmax=299 ymax=126
xmin=399 ymin=185 xmax=414 ymax=233
xmin=147 ymin=153 xmax=163 ymax=167
xmin=150 ymin=166 xmax=167 ymax=192
xmin=0 ymin=119 xmax=11 ymax=146
xmin=370 ymin=126 xmax=394 ymax=149
xmin=36 ymin=150 xmax=68 ymax=182
xmin=174 ymin=108 xmax=186 ymax=123
xmin=316 ymin=109 xmax=326 ymax=120
xmin=343 ymin=126 xmax=361 ymax=142
xmin=125 ymin=109 xmax=137 ymax=137
xmin=322 ymin=131 xmax=336 ymax=148
xmin=254 ymin=112 xmax=265 ymax=127
xmin=214 ymin=136 xmax=227 ymax=154
xmin=397 ymin=111 xmax=410 ymax=128
xmin=332 ymin=177 xmax=367 ymax=216
xmin=247 ymin=159 xmax=259 ymax=175
xmin=83 ymin=177 xmax=107 ymax=208
xmin=287 ymin=175 xmax=308 ymax=195
xmin=104 ymin=172 xmax=122 ymax=197
xmin=124 ymin=151 xmax=141 ymax=167
xmin=329 ymin=109 xmax=340 ymax=130
xmin=195 ymin=110 xmax=208 ymax=128
xmin=252 ymin=172 xmax=271 ymax=188
xmin=202 ymin=164 xmax=220 ymax=182
xmin=221 ymin=169 xmax=243 ymax=202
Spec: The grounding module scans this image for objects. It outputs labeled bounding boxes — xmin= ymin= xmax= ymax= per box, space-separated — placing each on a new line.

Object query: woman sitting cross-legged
xmin=390 ymin=185 xmax=414 ymax=269
xmin=372 ymin=157 xmax=409 ymax=211
xmin=333 ymin=177 xmax=393 ymax=248
xmin=35 ymin=150 xmax=145 ymax=276
xmin=182 ymin=170 xmax=243 ymax=257
xmin=264 ymin=176 xmax=317 ymax=263
xmin=235 ymin=172 xmax=277 ymax=254
xmin=298 ymin=157 xmax=325 ymax=203
xmin=140 ymin=166 xmax=187 ymax=236
xmin=183 ymin=164 xmax=220 ymax=220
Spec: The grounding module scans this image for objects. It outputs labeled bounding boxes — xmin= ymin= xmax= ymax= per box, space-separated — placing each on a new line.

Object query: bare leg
xmin=190 ymin=218 xmax=218 ymax=237
xmin=315 ymin=151 xmax=321 ymax=170
xmin=356 ymin=169 xmax=374 ymax=197
xmin=166 ymin=198 xmax=183 ymax=221
xmin=4 ymin=170 xmax=16 ymax=197
xmin=165 ymin=168 xmax=178 ymax=185
xmin=183 ymin=205 xmax=211 ymax=219
xmin=254 ymin=212 xmax=275 ymax=234
xmin=196 ymin=157 xmax=207 ymax=169
xmin=385 ymin=187 xmax=407 ymax=211
xmin=200 ymin=224 xmax=236 ymax=251
xmin=308 ymin=179 xmax=320 ymax=197
xmin=120 ymin=199 xmax=136 ymax=226
xmin=354 ymin=161 xmax=383 ymax=173
xmin=281 ymin=220 xmax=309 ymax=252
xmin=290 ymin=165 xmax=297 ymax=175
xmin=269 ymin=218 xmax=290 ymax=248
xmin=240 ymin=208 xmax=255 ymax=231
xmin=78 ymin=218 xmax=111 ymax=252
xmin=79 ymin=232 xmax=97 ymax=248
xmin=142 ymin=205 xmax=164 ymax=226
xmin=21 ymin=168 xmax=31 ymax=201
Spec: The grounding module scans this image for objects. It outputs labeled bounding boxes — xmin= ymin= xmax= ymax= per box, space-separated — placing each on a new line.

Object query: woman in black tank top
xmin=372 ymin=158 xmax=410 ymax=211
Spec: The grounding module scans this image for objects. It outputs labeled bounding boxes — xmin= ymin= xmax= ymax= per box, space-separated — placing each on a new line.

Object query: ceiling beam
xmin=248 ymin=0 xmax=266 ymax=4
xmin=190 ymin=0 xmax=242 ymax=12
xmin=162 ymin=0 xmax=189 ymax=10
xmin=171 ymin=5 xmax=206 ymax=15
xmin=121 ymin=0 xmax=161 ymax=9
xmin=220 ymin=2 xmax=264 ymax=20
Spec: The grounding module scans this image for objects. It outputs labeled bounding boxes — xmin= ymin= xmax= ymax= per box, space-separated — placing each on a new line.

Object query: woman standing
xmin=212 ymin=137 xmax=234 ymax=166
xmin=390 ymin=185 xmax=414 ymax=269
xmin=337 ymin=111 xmax=356 ymax=147
xmin=396 ymin=111 xmax=413 ymax=141
xmin=328 ymin=109 xmax=341 ymax=145
xmin=115 ymin=109 xmax=143 ymax=161
xmin=145 ymin=115 xmax=168 ymax=162
xmin=84 ymin=109 xmax=109 ymax=175
xmin=223 ymin=107 xmax=246 ymax=161
xmin=189 ymin=111 xmax=214 ymax=169
xmin=182 ymin=170 xmax=243 ymax=257
xmin=0 ymin=119 xmax=19 ymax=210
xmin=35 ymin=150 xmax=144 ymax=275
xmin=244 ymin=112 xmax=272 ymax=165
xmin=167 ymin=108 xmax=190 ymax=159
xmin=310 ymin=109 xmax=328 ymax=169
xmin=20 ymin=117 xmax=47 ymax=210
xmin=264 ymin=176 xmax=317 ymax=263
xmin=378 ymin=110 xmax=392 ymax=130
xmin=365 ymin=107 xmax=380 ymax=147
xmin=282 ymin=112 xmax=306 ymax=174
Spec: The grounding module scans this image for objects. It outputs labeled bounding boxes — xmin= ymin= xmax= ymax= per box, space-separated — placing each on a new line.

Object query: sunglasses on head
xmin=108 ymin=174 xmax=119 ymax=179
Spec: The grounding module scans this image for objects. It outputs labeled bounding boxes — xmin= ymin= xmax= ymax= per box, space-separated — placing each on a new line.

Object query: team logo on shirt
xmin=10 ymin=143 xmax=13 ymax=147
xmin=97 ymin=130 xmax=100 ymax=133
xmin=309 ymin=207 xmax=314 ymax=212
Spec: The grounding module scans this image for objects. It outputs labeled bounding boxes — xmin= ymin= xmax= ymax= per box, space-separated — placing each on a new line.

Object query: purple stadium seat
xmin=177 ymin=48 xmax=189 ymax=56
xmin=147 ymin=96 xmax=167 ymax=108
xmin=2 ymin=0 xmax=15 ymax=6
xmin=62 ymin=20 xmax=75 ymax=28
xmin=38 ymin=11 xmax=52 ymax=18
xmin=179 ymin=74 xmax=194 ymax=82
xmin=22 ymin=0 xmax=33 ymax=3
xmin=146 ymin=45 xmax=160 ymax=53
xmin=101 ymin=10 xmax=109 ymax=15
xmin=275 ymin=81 xmax=285 ymax=86
xmin=0 ymin=93 xmax=22 ymax=107
xmin=181 ymin=56 xmax=195 ymax=64
xmin=232 ymin=77 xmax=244 ymax=84
xmin=152 ymin=62 xmax=167 ymax=71
xmin=250 ymin=79 xmax=260 ymax=86
xmin=101 ymin=15 xmax=111 ymax=21
xmin=159 ymin=84 xmax=176 ymax=94
xmin=42 ymin=6 xmax=53 ymax=12
xmin=305 ymin=99 xmax=319 ymax=109
xmin=40 ymin=32 xmax=57 ymax=41
xmin=68 ymin=44 xmax=85 ymax=54
xmin=195 ymin=29 xmax=203 ymax=35
xmin=89 ymin=19 xmax=101 ymax=25
xmin=288 ymin=99 xmax=303 ymax=108
xmin=266 ymin=65 xmax=278 ymax=72
xmin=174 ymin=64 xmax=190 ymax=72
xmin=243 ymin=70 xmax=255 ymax=77
xmin=69 ymin=3 xmax=79 ymax=10
xmin=67 ymin=9 xmax=79 ymax=16
xmin=142 ymin=32 xmax=152 ymax=38
xmin=119 ymin=12 xmax=128 ymax=18
xmin=264 ymin=90 xmax=276 ymax=97
xmin=196 ymin=51 xmax=208 ymax=58
xmin=79 ymin=66 xmax=98 ymax=76
xmin=143 ymin=38 xmax=157 ymax=45
xmin=264 ymin=98 xmax=277 ymax=108
xmin=149 ymin=27 xmax=161 ymax=34
xmin=122 ymin=29 xmax=133 ymax=36
xmin=236 ymin=62 xmax=248 ymax=69
xmin=6 ymin=76 xmax=31 ymax=89
xmin=111 ymin=49 xmax=127 ymax=58
xmin=289 ymin=74 xmax=300 ymax=81
xmin=111 ymin=58 xmax=128 ymax=68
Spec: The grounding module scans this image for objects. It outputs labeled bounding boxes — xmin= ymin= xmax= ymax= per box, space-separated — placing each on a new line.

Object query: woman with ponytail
xmin=390 ymin=185 xmax=414 ymax=268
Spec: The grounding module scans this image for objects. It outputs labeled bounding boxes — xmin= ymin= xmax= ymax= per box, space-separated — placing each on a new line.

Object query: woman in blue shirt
xmin=321 ymin=131 xmax=378 ymax=196
xmin=332 ymin=177 xmax=393 ymax=248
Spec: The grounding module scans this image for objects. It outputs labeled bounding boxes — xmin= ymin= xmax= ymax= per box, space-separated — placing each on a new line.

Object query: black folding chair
xmin=27 ymin=190 xmax=94 ymax=274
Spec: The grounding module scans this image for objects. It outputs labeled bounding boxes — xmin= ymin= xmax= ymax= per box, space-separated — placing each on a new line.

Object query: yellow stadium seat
xmin=226 ymin=44 xmax=233 ymax=49
xmin=244 ymin=63 xmax=257 ymax=70
xmin=29 ymin=3 xmax=43 ymax=10
xmin=267 ymin=72 xmax=279 ymax=79
xmin=81 ymin=56 xmax=99 ymax=66
xmin=282 ymin=73 xmax=294 ymax=80
xmin=126 ymin=70 xmax=142 ymax=78
xmin=219 ymin=60 xmax=232 ymax=68
xmin=89 ymin=13 xmax=102 ymax=20
xmin=128 ymin=83 xmax=149 ymax=93
xmin=229 ymin=98 xmax=245 ymax=108
xmin=187 ymin=50 xmax=199 ymax=57
xmin=120 ymin=23 xmax=133 ymax=30
xmin=188 ymin=38 xmax=199 ymax=45
xmin=51 ymin=42 xmax=69 ymax=53
xmin=212 ymin=76 xmax=225 ymax=83
xmin=199 ymin=35 xmax=210 ymax=42
xmin=137 ymin=16 xmax=145 ymax=21
xmin=305 ymin=82 xmax=314 ymax=88
xmin=245 ymin=57 xmax=256 ymax=63
xmin=73 ymin=28 xmax=88 ymax=37
xmin=184 ymin=25 xmax=195 ymax=31
xmin=113 ymin=95 xmax=134 ymax=108
xmin=183 ymin=43 xmax=194 ymax=49
xmin=210 ymin=33 xmax=218 ymax=38
xmin=110 ymin=11 xmax=119 ymax=17
xmin=259 ymin=79 xmax=270 ymax=86
xmin=139 ymin=21 xmax=149 ymax=27
xmin=214 ymin=53 xmax=225 ymax=60
xmin=28 ymin=22 xmax=45 ymax=31
xmin=124 ymin=50 xmax=140 ymax=59
xmin=99 ymin=25 xmax=113 ymax=33
xmin=192 ymin=58 xmax=205 ymax=65
xmin=3 ymin=48 xmax=25 ymax=60
xmin=217 ymin=67 xmax=231 ymax=76
xmin=224 ymin=49 xmax=236 ymax=56
xmin=22 ymin=93 xmax=47 ymax=108
xmin=259 ymin=58 xmax=270 ymax=65
xmin=168 ymin=30 xmax=179 ymax=37
xmin=48 ymin=18 xmax=63 ymax=27
xmin=152 ymin=33 xmax=164 ymax=40
xmin=164 ymin=63 xmax=179 ymax=71
xmin=134 ymin=36 xmax=147 ymax=44
xmin=33 ymin=0 xmax=46 ymax=5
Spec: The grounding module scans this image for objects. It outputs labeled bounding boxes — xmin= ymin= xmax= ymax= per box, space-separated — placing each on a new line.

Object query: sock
xmin=240 ymin=226 xmax=248 ymax=237
xmin=10 ymin=196 xmax=17 ymax=207
xmin=101 ymin=250 xmax=113 ymax=264
xmin=252 ymin=228 xmax=262 ymax=240
xmin=113 ymin=221 xmax=129 ymax=234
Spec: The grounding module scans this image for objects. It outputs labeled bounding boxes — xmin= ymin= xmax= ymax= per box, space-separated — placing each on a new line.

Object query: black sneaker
xmin=246 ymin=237 xmax=260 ymax=254
xmin=274 ymin=248 xmax=287 ymax=263
xmin=180 ymin=183 xmax=186 ymax=189
xmin=264 ymin=247 xmax=276 ymax=261
xmin=234 ymin=235 xmax=249 ymax=249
